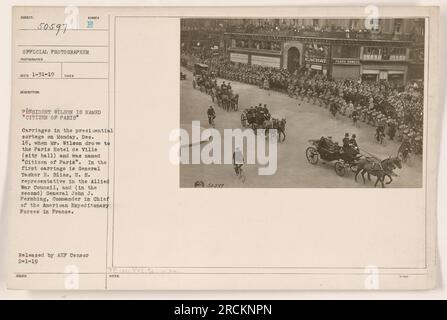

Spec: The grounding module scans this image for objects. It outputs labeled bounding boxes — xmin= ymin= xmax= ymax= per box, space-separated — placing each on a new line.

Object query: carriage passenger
xmin=342 ymin=133 xmax=359 ymax=158
xmin=342 ymin=133 xmax=350 ymax=149
xmin=349 ymin=134 xmax=358 ymax=148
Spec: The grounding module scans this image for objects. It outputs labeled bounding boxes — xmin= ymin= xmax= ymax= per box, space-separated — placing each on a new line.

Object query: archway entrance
xmin=287 ymin=47 xmax=300 ymax=73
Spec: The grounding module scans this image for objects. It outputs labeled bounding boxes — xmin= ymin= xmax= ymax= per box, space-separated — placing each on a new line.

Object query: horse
xmin=273 ymin=118 xmax=287 ymax=142
xmin=240 ymin=111 xmax=248 ymax=128
xmin=354 ymin=156 xmax=402 ymax=188
xmin=261 ymin=118 xmax=275 ymax=136
xmin=220 ymin=93 xmax=229 ymax=111
xmin=216 ymin=92 xmax=222 ymax=108
xmin=231 ymin=94 xmax=239 ymax=111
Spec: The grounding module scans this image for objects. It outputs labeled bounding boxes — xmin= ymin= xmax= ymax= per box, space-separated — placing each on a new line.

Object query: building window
xmin=332 ymin=45 xmax=360 ymax=58
xmin=363 ymin=46 xmax=406 ymax=61
xmin=394 ymin=19 xmax=403 ymax=34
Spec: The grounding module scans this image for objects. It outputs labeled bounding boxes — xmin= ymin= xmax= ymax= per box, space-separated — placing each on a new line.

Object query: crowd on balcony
xmin=182 ymin=19 xmax=424 ymax=41
xmin=227 ymin=22 xmax=378 ymax=39
xmin=233 ymin=39 xmax=282 ymax=51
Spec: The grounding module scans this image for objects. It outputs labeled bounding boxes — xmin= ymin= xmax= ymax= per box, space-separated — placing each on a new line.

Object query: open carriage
xmin=215 ymin=88 xmax=239 ymax=111
xmin=192 ymin=63 xmax=209 ymax=90
xmin=305 ymin=137 xmax=361 ymax=176
xmin=241 ymin=108 xmax=270 ymax=130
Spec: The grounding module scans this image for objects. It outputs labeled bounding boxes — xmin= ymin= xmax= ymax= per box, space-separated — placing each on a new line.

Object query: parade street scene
xmin=179 ymin=18 xmax=425 ymax=188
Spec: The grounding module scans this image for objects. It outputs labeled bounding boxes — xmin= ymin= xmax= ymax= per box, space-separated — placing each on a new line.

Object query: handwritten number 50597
xmin=37 ymin=23 xmax=68 ymax=35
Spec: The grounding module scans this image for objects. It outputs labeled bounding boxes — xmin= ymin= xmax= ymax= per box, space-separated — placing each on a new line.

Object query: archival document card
xmin=7 ymin=6 xmax=440 ymax=290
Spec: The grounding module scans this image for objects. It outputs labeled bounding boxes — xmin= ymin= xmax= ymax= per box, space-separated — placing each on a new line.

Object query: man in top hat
xmin=342 ymin=133 xmax=350 ymax=150
xmin=350 ymin=134 xmax=358 ymax=148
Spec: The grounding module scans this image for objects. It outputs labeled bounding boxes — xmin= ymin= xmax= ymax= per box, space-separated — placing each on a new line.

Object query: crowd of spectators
xmin=182 ymin=50 xmax=424 ymax=154
xmin=182 ymin=19 xmax=424 ymax=41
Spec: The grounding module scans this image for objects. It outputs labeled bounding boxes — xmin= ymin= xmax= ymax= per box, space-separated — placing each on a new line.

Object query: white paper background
xmin=0 ymin=0 xmax=445 ymax=299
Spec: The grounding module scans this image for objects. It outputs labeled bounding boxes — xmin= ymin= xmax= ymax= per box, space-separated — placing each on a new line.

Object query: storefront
xmin=251 ymin=55 xmax=281 ymax=68
xmin=304 ymin=43 xmax=330 ymax=75
xmin=230 ymin=52 xmax=249 ymax=64
xmin=407 ymin=64 xmax=424 ymax=81
xmin=331 ymin=58 xmax=361 ymax=79
xmin=387 ymin=71 xmax=405 ymax=85
xmin=304 ymin=57 xmax=328 ymax=74
xmin=361 ymin=69 xmax=379 ymax=82
xmin=361 ymin=64 xmax=407 ymax=84
xmin=227 ymin=48 xmax=282 ymax=68
xmin=331 ymin=45 xmax=361 ymax=80
xmin=407 ymin=47 xmax=424 ymax=81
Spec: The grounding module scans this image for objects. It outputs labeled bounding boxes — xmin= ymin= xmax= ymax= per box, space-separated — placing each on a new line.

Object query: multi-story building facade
xmin=181 ymin=19 xmax=425 ymax=84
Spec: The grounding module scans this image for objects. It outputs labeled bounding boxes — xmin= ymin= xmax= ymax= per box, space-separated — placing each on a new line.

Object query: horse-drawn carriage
xmin=192 ymin=63 xmax=209 ymax=91
xmin=194 ymin=63 xmax=208 ymax=75
xmin=305 ymin=137 xmax=402 ymax=187
xmin=241 ymin=107 xmax=286 ymax=141
xmin=305 ymin=137 xmax=361 ymax=176
xmin=241 ymin=107 xmax=269 ymax=129
xmin=214 ymin=88 xmax=239 ymax=111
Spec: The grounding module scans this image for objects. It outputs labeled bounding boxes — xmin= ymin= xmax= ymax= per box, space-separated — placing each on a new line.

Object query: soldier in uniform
xmin=387 ymin=118 xmax=397 ymax=140
xmin=351 ymin=107 xmax=360 ymax=125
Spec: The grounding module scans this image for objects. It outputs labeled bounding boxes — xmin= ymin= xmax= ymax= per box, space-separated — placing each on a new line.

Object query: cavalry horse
xmin=230 ymin=94 xmax=239 ymax=111
xmin=263 ymin=118 xmax=286 ymax=142
xmin=274 ymin=118 xmax=287 ymax=142
xmin=215 ymin=88 xmax=230 ymax=111
xmin=221 ymin=92 xmax=230 ymax=111
xmin=354 ymin=156 xmax=402 ymax=188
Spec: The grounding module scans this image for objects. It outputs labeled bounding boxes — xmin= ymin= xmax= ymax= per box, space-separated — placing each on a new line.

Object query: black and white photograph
xmin=179 ymin=18 xmax=425 ymax=188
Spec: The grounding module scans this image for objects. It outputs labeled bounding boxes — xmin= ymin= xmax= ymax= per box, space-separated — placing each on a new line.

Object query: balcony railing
xmin=223 ymin=30 xmax=424 ymax=43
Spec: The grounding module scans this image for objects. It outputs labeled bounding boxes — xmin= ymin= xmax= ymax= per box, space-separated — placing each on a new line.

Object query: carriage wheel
xmin=349 ymin=163 xmax=358 ymax=173
xmin=305 ymin=147 xmax=319 ymax=165
xmin=335 ymin=161 xmax=347 ymax=176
